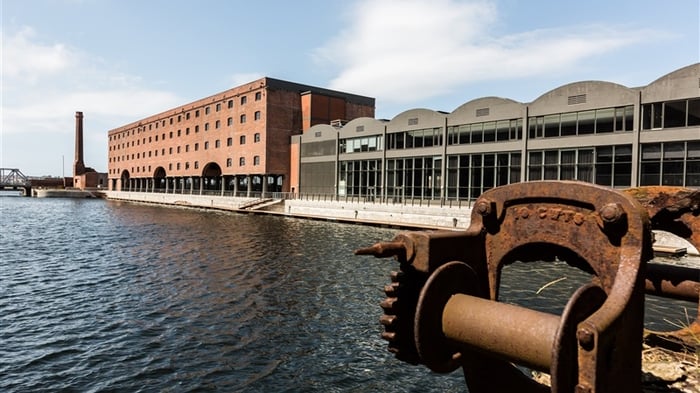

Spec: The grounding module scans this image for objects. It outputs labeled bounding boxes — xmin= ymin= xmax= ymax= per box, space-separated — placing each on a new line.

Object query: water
xmin=0 ymin=196 xmax=693 ymax=392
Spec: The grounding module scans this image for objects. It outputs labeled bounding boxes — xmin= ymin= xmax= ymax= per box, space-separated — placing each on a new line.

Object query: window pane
xmin=471 ymin=123 xmax=483 ymax=143
xmin=596 ymin=108 xmax=614 ymax=133
xmin=560 ymin=150 xmax=575 ymax=180
xmin=578 ymin=111 xmax=595 ymax=134
xmin=688 ymin=99 xmax=700 ymax=126
xmin=642 ymin=144 xmax=661 ymax=160
xmin=577 ymin=149 xmax=594 ymax=182
xmin=688 ymin=141 xmax=700 ymax=158
xmin=544 ymin=114 xmax=560 ymax=138
xmin=686 ymin=160 xmax=700 ymax=187
xmin=496 ymin=120 xmax=510 ymax=141
xmin=652 ymin=103 xmax=663 ymax=128
xmin=640 ymin=162 xmax=661 ymax=186
xmin=483 ymin=122 xmax=496 ymax=142
xmin=662 ymin=161 xmax=684 ymax=186
xmin=560 ymin=113 xmax=577 ymax=136
xmin=664 ymin=143 xmax=685 ymax=159
xmin=459 ymin=125 xmax=470 ymax=144
xmin=664 ymin=100 xmax=687 ymax=128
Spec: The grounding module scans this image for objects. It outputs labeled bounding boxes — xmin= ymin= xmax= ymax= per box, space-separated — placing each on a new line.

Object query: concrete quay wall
xmin=285 ymin=199 xmax=472 ymax=230
xmin=105 ymin=191 xmax=473 ymax=230
xmin=106 ymin=191 xmax=260 ymax=211
xmin=105 ymin=191 xmax=698 ymax=256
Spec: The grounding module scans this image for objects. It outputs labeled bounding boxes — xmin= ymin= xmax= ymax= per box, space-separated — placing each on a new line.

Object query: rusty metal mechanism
xmin=356 ymin=182 xmax=700 ymax=393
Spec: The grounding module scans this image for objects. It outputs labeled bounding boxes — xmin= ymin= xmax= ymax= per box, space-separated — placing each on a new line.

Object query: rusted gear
xmin=379 ymin=265 xmax=427 ymax=364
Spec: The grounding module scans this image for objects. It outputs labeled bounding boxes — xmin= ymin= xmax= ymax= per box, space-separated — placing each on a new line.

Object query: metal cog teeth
xmin=379 ymin=269 xmax=423 ymax=365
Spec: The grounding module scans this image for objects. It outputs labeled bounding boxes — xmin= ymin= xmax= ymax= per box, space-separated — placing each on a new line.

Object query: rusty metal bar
xmin=442 ymin=293 xmax=559 ymax=372
xmin=645 ymin=263 xmax=700 ymax=302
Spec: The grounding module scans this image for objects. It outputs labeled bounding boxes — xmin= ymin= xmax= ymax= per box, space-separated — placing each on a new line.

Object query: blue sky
xmin=2 ymin=0 xmax=698 ymax=177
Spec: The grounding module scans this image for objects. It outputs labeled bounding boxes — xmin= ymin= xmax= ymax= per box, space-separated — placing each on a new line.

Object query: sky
xmin=1 ymin=0 xmax=698 ymax=177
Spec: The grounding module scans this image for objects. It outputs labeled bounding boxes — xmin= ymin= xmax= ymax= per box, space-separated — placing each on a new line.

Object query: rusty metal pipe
xmin=442 ymin=293 xmax=560 ymax=372
xmin=645 ymin=263 xmax=700 ymax=302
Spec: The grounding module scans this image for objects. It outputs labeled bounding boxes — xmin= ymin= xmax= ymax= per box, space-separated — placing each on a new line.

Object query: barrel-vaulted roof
xmin=642 ymin=63 xmax=700 ymax=102
xmin=338 ymin=117 xmax=388 ymax=138
xmin=528 ymin=80 xmax=637 ymax=116
xmin=449 ymin=97 xmax=525 ymax=125
xmin=386 ymin=108 xmax=447 ymax=132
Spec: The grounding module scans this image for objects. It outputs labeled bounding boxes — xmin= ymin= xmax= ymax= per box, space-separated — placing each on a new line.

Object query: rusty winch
xmin=356 ymin=181 xmax=700 ymax=393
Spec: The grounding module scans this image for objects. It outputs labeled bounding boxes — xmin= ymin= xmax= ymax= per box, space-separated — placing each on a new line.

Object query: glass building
xmin=292 ymin=63 xmax=700 ymax=201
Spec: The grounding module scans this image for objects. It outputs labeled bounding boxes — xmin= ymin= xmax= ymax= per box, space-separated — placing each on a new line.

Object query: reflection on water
xmin=0 ymin=197 xmax=693 ymax=392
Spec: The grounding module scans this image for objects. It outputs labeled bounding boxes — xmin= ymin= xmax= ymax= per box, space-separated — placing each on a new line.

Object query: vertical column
xmin=199 ymin=177 xmax=204 ymax=195
xmin=220 ymin=176 xmax=225 ymax=196
xmin=262 ymin=174 xmax=268 ymax=198
xmin=246 ymin=175 xmax=252 ymax=197
xmin=233 ymin=176 xmax=238 ymax=196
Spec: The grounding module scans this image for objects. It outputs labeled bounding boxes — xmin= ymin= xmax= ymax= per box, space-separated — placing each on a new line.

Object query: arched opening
xmin=154 ymin=167 xmax=166 ymax=192
xmin=120 ymin=170 xmax=131 ymax=191
xmin=202 ymin=162 xmax=222 ymax=193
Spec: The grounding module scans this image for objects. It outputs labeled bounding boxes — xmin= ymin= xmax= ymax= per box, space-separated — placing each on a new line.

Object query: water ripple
xmin=0 ymin=197 xmax=693 ymax=392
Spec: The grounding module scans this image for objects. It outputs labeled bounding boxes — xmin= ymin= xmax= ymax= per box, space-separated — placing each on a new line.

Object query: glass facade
xmin=640 ymin=141 xmax=700 ymax=187
xmin=642 ymin=98 xmax=700 ymax=130
xmin=528 ymin=145 xmax=632 ymax=188
xmin=529 ymin=106 xmax=633 ymax=138
xmin=339 ymin=160 xmax=382 ymax=198
xmin=445 ymin=152 xmax=521 ymax=200
xmin=387 ymin=128 xmax=442 ymax=149
xmin=297 ymin=65 xmax=700 ymax=200
xmin=448 ymin=119 xmax=523 ymax=145
xmin=339 ymin=135 xmax=383 ymax=153
xmin=385 ymin=156 xmax=442 ymax=200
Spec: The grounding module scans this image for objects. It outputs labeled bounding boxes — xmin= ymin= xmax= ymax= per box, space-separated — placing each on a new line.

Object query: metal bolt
xmin=475 ymin=200 xmax=492 ymax=216
xmin=575 ymin=384 xmax=592 ymax=393
xmin=599 ymin=203 xmax=623 ymax=224
xmin=577 ymin=328 xmax=595 ymax=351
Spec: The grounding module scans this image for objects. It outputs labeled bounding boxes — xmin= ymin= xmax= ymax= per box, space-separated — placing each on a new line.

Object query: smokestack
xmin=73 ymin=111 xmax=86 ymax=176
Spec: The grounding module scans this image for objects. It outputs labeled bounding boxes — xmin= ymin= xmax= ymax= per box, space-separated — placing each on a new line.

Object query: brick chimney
xmin=73 ymin=111 xmax=86 ymax=176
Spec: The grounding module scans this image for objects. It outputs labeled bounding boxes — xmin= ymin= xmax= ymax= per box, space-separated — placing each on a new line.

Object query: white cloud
xmin=0 ymin=26 xmax=182 ymax=175
xmin=1 ymin=26 xmax=75 ymax=82
xmin=315 ymin=0 xmax=660 ymax=105
xmin=1 ymin=27 xmax=181 ymax=136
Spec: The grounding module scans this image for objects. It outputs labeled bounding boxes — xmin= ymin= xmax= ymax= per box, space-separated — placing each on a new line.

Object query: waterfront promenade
xmin=105 ymin=191 xmax=475 ymax=231
xmin=106 ymin=191 xmax=699 ymax=257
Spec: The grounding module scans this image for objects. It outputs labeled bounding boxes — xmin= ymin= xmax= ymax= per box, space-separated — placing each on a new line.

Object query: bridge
xmin=0 ymin=168 xmax=32 ymax=196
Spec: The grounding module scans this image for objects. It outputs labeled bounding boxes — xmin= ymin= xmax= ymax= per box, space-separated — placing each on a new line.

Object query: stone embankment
xmin=106 ymin=191 xmax=699 ymax=257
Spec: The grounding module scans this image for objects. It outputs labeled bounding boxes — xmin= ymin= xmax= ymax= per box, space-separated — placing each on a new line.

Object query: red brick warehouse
xmin=107 ymin=77 xmax=375 ymax=195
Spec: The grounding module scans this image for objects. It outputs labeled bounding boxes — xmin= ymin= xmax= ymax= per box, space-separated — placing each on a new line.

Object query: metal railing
xmin=118 ymin=186 xmax=476 ymax=208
